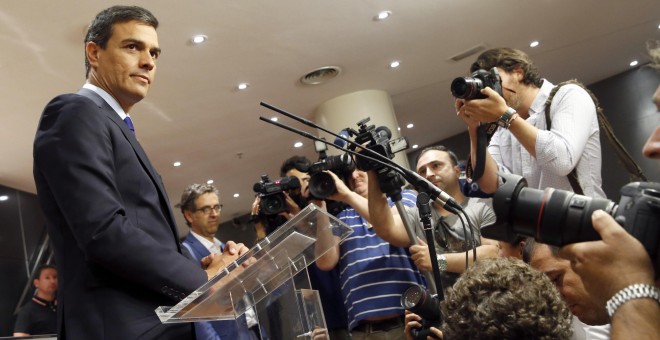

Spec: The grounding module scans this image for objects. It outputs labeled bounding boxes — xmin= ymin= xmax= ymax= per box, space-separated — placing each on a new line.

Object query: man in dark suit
xmin=178 ymin=183 xmax=259 ymax=340
xmin=33 ymin=6 xmax=246 ymax=339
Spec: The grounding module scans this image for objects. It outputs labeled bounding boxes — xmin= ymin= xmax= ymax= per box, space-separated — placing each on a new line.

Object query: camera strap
xmin=464 ymin=122 xmax=498 ymax=193
xmin=544 ymin=80 xmax=647 ymax=194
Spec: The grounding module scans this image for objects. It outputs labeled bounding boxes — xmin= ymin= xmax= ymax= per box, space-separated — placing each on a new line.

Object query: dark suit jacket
xmin=33 ymin=89 xmax=208 ymax=339
xmin=182 ymin=233 xmax=255 ymax=340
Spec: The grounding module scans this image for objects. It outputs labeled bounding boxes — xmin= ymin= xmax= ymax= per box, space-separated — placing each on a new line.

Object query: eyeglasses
xmin=194 ymin=204 xmax=222 ymax=214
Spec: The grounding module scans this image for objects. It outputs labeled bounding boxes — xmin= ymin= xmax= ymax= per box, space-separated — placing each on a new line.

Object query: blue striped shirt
xmin=336 ymin=190 xmax=426 ymax=330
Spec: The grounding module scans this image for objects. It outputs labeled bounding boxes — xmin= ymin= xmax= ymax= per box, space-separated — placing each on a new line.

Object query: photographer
xmin=251 ymin=155 xmax=311 ymax=240
xmin=405 ymin=257 xmax=573 ymax=340
xmin=456 ymin=47 xmax=605 ymax=198
xmin=558 ymin=43 xmax=660 ymax=339
xmin=316 ymin=169 xmax=425 ymax=339
xmin=367 ymin=145 xmax=499 ymax=288
xmin=250 ymin=155 xmax=351 ymax=340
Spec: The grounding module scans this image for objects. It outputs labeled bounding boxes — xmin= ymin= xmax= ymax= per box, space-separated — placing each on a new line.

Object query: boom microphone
xmin=258 ymin=102 xmax=461 ymax=214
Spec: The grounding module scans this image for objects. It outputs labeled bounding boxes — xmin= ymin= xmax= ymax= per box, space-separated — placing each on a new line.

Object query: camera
xmin=307 ymin=140 xmax=356 ymax=199
xmin=253 ymin=175 xmax=301 ymax=215
xmin=450 ymin=67 xmax=503 ymax=100
xmin=482 ymin=173 xmax=660 ymax=264
xmin=401 ymin=285 xmax=441 ymax=340
xmin=346 ymin=117 xmax=408 ymax=171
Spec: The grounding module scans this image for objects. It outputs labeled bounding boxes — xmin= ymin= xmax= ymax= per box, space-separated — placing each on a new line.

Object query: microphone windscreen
xmin=334 ymin=129 xmax=350 ymax=148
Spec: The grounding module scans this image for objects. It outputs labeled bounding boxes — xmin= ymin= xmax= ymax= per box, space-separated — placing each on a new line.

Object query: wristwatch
xmin=497 ymin=107 xmax=518 ymax=129
xmin=436 ymin=254 xmax=448 ymax=272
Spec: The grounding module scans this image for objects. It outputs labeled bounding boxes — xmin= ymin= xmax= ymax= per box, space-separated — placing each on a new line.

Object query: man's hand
xmin=558 ymin=210 xmax=655 ymax=306
xmin=410 ymin=239 xmax=432 ymax=272
xmin=455 ymin=98 xmax=480 ymax=131
xmin=277 ymin=191 xmax=301 ymax=220
xmin=202 ymin=241 xmax=250 ymax=280
xmin=460 ymin=87 xmax=509 ymax=123
xmin=326 ymin=170 xmax=353 ymax=203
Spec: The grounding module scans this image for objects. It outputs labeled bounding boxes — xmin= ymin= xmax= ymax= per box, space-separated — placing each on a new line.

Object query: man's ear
xmin=85 ymin=41 xmax=100 ymax=68
xmin=513 ymin=67 xmax=524 ymax=82
xmin=33 ymin=278 xmax=40 ymax=289
xmin=184 ymin=210 xmax=194 ymax=225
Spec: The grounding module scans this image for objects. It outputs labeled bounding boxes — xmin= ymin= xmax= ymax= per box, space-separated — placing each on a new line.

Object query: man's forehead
xmin=417 ymin=150 xmax=450 ymax=168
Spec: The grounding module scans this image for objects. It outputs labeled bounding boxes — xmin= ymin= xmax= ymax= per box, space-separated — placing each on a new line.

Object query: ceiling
xmin=1 ymin=0 xmax=659 ymax=230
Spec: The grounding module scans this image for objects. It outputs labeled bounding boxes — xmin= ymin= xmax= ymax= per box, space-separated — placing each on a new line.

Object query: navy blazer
xmin=182 ymin=233 xmax=255 ymax=340
xmin=33 ymin=89 xmax=208 ymax=339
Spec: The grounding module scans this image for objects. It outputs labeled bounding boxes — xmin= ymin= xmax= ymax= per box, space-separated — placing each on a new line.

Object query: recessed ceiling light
xmin=207 ymin=179 xmax=214 ymax=184
xmin=0 ymin=195 xmax=8 ymax=201
xmin=237 ymin=83 xmax=250 ymax=90
xmin=390 ymin=60 xmax=401 ymax=68
xmin=375 ymin=11 xmax=391 ymax=21
xmin=657 ymin=23 xmax=660 ymax=29
xmin=530 ymin=40 xmax=540 ymax=48
xmin=630 ymin=60 xmax=639 ymax=67
xmin=406 ymin=123 xmax=414 ymax=129
xmin=412 ymin=144 xmax=419 ymax=149
xmin=173 ymin=161 xmax=181 ymax=167
xmin=294 ymin=141 xmax=303 ymax=148
xmin=270 ymin=117 xmax=278 ymax=122
xmin=191 ymin=35 xmax=208 ymax=44
xmin=233 ymin=193 xmax=240 ymax=198
xmin=397 ymin=127 xmax=401 ymax=131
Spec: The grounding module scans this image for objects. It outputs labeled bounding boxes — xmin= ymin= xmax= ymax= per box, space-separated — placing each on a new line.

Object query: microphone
xmin=258 ymin=102 xmax=462 ymax=215
xmin=334 ymin=129 xmax=350 ymax=148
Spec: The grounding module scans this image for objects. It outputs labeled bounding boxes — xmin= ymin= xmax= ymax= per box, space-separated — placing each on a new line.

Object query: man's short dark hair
xmin=470 ymin=48 xmax=544 ymax=88
xmin=441 ymin=257 xmax=572 ymax=340
xmin=84 ymin=6 xmax=159 ymax=77
xmin=414 ymin=145 xmax=459 ymax=169
xmin=177 ymin=183 xmax=219 ymax=226
xmin=35 ymin=264 xmax=56 ymax=280
xmin=280 ymin=155 xmax=312 ymax=177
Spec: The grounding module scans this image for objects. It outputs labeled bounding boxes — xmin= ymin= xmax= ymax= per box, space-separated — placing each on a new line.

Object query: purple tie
xmin=123 ymin=116 xmax=135 ymax=134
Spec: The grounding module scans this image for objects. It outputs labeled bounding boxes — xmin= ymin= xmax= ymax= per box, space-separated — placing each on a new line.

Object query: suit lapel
xmin=77 ymin=88 xmax=182 ymax=247
xmin=185 ymin=233 xmax=211 ymax=260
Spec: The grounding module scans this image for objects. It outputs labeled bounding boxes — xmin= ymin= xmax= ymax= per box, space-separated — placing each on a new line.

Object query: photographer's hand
xmin=404 ymin=311 xmax=423 ymax=340
xmin=461 ymin=87 xmax=508 ymax=123
xmin=559 ymin=210 xmax=659 ymax=339
xmin=558 ymin=210 xmax=654 ymax=305
xmin=455 ymin=98 xmax=479 ymax=131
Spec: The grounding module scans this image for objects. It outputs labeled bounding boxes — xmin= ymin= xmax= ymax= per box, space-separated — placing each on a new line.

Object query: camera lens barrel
xmin=450 ymin=77 xmax=484 ymax=99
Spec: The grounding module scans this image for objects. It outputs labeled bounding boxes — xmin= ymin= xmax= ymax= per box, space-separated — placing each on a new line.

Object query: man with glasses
xmin=178 ymin=183 xmax=259 ymax=340
xmin=368 ymin=145 xmax=499 ymax=288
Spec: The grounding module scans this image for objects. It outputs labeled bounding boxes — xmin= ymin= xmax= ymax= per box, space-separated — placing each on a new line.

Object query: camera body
xmin=347 ymin=117 xmax=407 ymax=171
xmin=307 ymin=152 xmax=355 ymax=199
xmin=482 ymin=173 xmax=660 ymax=265
xmin=450 ymin=67 xmax=503 ymax=100
xmin=253 ymin=175 xmax=301 ymax=215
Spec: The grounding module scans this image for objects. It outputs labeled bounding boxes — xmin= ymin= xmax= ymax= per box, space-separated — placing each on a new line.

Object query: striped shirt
xmin=336 ymin=190 xmax=426 ymax=330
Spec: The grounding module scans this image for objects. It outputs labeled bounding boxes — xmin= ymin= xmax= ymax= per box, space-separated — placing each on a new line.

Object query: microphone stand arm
xmin=376 ymin=167 xmax=437 ymax=295
xmin=416 ymin=192 xmax=444 ymax=301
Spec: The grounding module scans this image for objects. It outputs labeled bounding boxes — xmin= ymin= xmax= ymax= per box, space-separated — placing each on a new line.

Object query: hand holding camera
xmin=558 ymin=210 xmax=656 ymax=306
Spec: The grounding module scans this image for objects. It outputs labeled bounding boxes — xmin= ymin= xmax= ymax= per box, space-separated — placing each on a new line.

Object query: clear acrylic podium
xmin=156 ymin=204 xmax=352 ymax=339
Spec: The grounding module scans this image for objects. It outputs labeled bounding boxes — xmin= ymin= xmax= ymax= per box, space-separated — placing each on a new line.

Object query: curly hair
xmin=440 ymin=257 xmax=572 ymax=340
xmin=470 ymin=48 xmax=544 ymax=88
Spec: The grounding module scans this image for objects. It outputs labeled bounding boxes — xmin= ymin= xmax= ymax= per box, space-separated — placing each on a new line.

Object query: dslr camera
xmin=482 ymin=173 xmax=660 ymax=266
xmin=346 ymin=117 xmax=408 ymax=171
xmin=401 ymin=285 xmax=442 ymax=340
xmin=450 ymin=67 xmax=503 ymax=100
xmin=252 ymin=175 xmax=301 ymax=215
xmin=307 ymin=140 xmax=356 ymax=199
